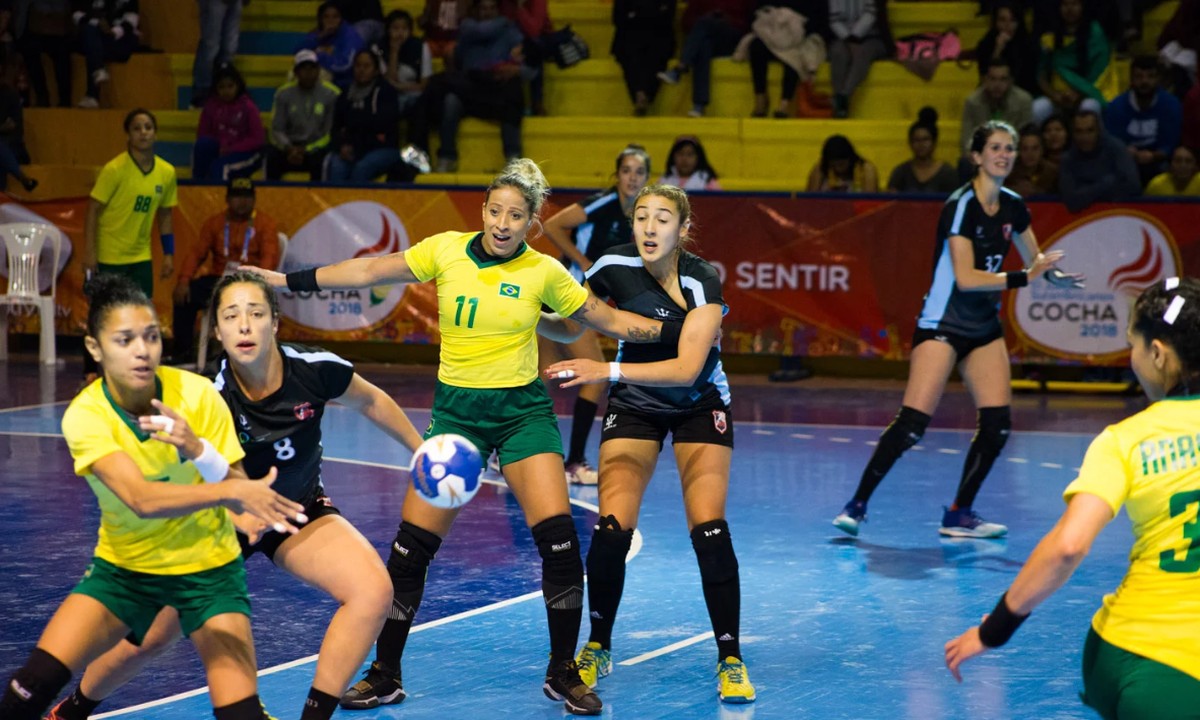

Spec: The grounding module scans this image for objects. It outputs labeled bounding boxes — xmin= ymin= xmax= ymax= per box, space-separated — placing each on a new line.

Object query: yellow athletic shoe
xmin=575 ymin=641 xmax=612 ymax=688
xmin=717 ymin=657 xmax=756 ymax=704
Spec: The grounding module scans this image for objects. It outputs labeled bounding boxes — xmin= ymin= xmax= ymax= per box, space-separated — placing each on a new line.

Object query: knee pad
xmin=975 ymin=406 xmax=1012 ymax=455
xmin=3 ymin=648 xmax=72 ymax=720
xmin=386 ymin=522 xmax=442 ymax=593
xmin=586 ymin=515 xmax=634 ymax=579
xmin=690 ymin=519 xmax=738 ymax=586
xmin=532 ymin=515 xmax=584 ymax=609
xmin=891 ymin=406 xmax=932 ymax=449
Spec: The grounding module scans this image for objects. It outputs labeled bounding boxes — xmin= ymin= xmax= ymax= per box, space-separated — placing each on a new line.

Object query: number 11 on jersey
xmin=454 ymin=295 xmax=478 ymax=328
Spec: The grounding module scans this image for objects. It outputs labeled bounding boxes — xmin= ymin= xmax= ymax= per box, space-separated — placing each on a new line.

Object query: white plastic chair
xmin=0 ymin=222 xmax=64 ymax=365
xmin=196 ymin=232 xmax=289 ymax=367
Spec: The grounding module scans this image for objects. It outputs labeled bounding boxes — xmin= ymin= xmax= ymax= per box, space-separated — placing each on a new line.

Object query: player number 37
xmin=1160 ymin=489 xmax=1200 ymax=573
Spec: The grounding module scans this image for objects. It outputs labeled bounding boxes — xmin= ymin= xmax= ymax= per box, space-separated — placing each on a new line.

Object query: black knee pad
xmin=690 ymin=519 xmax=738 ymax=585
xmin=891 ymin=405 xmax=932 ymax=449
xmin=586 ymin=515 xmax=634 ymax=578
xmin=975 ymin=406 xmax=1012 ymax=455
xmin=533 ymin=515 xmax=584 ymax=609
xmin=2 ymin=648 xmax=72 ymax=720
xmin=386 ymin=522 xmax=442 ymax=592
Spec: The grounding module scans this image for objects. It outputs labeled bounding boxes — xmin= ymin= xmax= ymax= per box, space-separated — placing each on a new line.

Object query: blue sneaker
xmin=833 ymin=500 xmax=867 ymax=536
xmin=939 ymin=506 xmax=1007 ymax=538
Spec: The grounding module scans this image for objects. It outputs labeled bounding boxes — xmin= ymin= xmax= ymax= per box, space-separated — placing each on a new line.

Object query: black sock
xmin=851 ymin=406 xmax=931 ymax=503
xmin=52 ymin=687 xmax=99 ymax=720
xmin=953 ymin=407 xmax=1011 ymax=509
xmin=566 ymin=397 xmax=598 ymax=465
xmin=377 ymin=522 xmax=442 ymax=670
xmin=533 ymin=515 xmax=584 ymax=665
xmin=584 ymin=515 xmax=633 ymax=650
xmin=0 ymin=648 xmax=73 ymax=720
xmin=212 ymin=694 xmax=268 ymax=720
xmin=692 ymin=520 xmax=741 ymax=661
xmin=299 ymin=688 xmax=339 ymax=720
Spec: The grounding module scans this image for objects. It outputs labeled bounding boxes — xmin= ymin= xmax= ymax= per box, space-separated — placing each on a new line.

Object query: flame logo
xmin=1107 ymin=229 xmax=1165 ymax=296
xmin=352 ymin=213 xmax=401 ymax=306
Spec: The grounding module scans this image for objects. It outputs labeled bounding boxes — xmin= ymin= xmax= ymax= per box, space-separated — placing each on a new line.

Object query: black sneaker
xmin=340 ymin=661 xmax=406 ymax=710
xmin=543 ymin=659 xmax=602 ymax=715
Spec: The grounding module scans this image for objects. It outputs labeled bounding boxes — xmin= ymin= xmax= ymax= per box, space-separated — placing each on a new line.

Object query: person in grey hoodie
xmin=1058 ymin=100 xmax=1141 ymax=212
xmin=266 ymin=50 xmax=341 ymax=181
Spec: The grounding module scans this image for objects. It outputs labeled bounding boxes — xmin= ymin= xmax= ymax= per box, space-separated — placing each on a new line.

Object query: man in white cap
xmin=266 ymin=50 xmax=341 ymax=181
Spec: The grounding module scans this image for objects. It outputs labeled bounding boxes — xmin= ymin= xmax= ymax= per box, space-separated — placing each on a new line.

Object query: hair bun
xmin=917 ymin=106 xmax=939 ymax=127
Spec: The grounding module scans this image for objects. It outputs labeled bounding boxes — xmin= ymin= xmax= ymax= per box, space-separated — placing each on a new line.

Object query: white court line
xmin=0 ymin=430 xmax=62 ymax=438
xmin=0 ymin=400 xmax=67 ymax=414
xmin=617 ymin=632 xmax=712 ymax=667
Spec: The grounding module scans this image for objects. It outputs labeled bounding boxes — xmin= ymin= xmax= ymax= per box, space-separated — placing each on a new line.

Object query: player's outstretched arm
xmin=568 ymin=293 xmax=673 ymax=343
xmin=242 ymin=251 xmax=417 ymax=291
xmin=335 ymin=373 xmax=424 ymax=453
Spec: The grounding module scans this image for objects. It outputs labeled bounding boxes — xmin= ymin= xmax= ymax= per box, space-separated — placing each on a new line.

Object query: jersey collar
xmin=467 ymin=232 xmax=527 ymax=268
xmin=102 ymin=374 xmax=164 ymax=442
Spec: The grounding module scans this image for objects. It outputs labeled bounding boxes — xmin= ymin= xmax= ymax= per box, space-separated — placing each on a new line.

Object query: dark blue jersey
xmin=917 ymin=183 xmax=1032 ymax=338
xmin=586 ymin=244 xmax=730 ymax=415
xmin=570 ymin=190 xmax=632 ymax=277
xmin=212 ymin=343 xmax=354 ymax=505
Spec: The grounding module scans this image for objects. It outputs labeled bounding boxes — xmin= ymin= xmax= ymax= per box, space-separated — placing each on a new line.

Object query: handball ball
xmin=410 ymin=434 xmax=483 ymax=509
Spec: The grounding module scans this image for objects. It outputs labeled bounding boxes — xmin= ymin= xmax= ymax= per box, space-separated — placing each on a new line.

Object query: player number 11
xmin=454 ymin=295 xmax=479 ymax=328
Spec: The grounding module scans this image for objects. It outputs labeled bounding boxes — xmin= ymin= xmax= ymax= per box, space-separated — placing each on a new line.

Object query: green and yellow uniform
xmin=61 ymin=366 xmax=249 ymax=639
xmin=1064 ymin=395 xmax=1200 ymax=715
xmin=404 ymin=231 xmax=589 ymax=462
xmin=91 ymin=152 xmax=178 ymax=266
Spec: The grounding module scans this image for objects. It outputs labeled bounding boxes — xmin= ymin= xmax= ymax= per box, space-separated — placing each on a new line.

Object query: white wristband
xmin=192 ymin=438 xmax=230 ymax=484
xmin=609 ymin=362 xmax=622 ymax=383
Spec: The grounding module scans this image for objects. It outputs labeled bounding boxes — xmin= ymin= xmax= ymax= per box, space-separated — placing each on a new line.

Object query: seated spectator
xmin=1033 ymin=0 xmax=1118 ymax=123
xmin=192 ymin=63 xmax=265 ymax=181
xmin=171 ymin=178 xmax=279 ymax=363
xmin=376 ymin=9 xmax=433 ymax=117
xmin=327 ymin=49 xmax=401 ymax=182
xmin=658 ymin=0 xmax=752 ymax=118
xmin=1005 ymin=122 xmax=1059 ymax=196
xmin=737 ymin=0 xmax=827 ymax=118
xmin=1157 ymin=0 xmax=1199 ymax=97
xmin=612 ymin=0 xmax=677 ymax=115
xmin=266 ymin=50 xmax=340 ymax=181
xmin=340 ymin=0 xmax=386 ymax=48
xmin=0 ymin=61 xmax=36 ymax=192
xmin=73 ymin=0 xmax=140 ymax=109
xmin=419 ymin=0 xmax=468 ymax=60
xmin=501 ymin=0 xmax=553 ymax=116
xmin=18 ymin=0 xmax=73 ymax=107
xmin=960 ymin=59 xmax=1033 ymax=159
xmin=1041 ymin=111 xmax=1070 ymax=164
xmin=1185 ymin=81 xmax=1200 ymax=149
xmin=295 ymin=1 xmax=365 ymax=90
xmin=827 ymin=0 xmax=892 ymax=119
xmin=974 ymin=0 xmax=1039 ymax=96
xmin=1145 ymin=145 xmax=1200 ymax=195
xmin=1058 ymin=102 xmax=1141 ymax=212
xmin=660 ymin=134 xmax=721 ymax=189
xmin=1104 ymin=54 xmax=1183 ymax=187
xmin=190 ymin=0 xmax=245 ymax=107
xmin=807 ymin=134 xmax=878 ymax=191
xmin=888 ymin=107 xmax=957 ymax=193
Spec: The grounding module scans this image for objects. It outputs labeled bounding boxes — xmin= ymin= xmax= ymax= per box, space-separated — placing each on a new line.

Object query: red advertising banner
xmin=2 ymin=189 xmax=1197 ymax=366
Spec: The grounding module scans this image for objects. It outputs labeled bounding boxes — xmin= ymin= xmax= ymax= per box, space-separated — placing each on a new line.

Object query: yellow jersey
xmin=1144 ymin=173 xmax=1200 ymax=197
xmin=1064 ymin=395 xmax=1200 ymax=680
xmin=405 ymin=231 xmax=588 ymax=389
xmin=91 ymin=152 xmax=179 ymax=265
xmin=61 ymin=366 xmax=245 ymax=575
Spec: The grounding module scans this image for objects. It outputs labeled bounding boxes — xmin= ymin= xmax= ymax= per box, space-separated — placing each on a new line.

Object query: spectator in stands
xmin=418 ymin=0 xmax=468 ymax=60
xmin=340 ymin=0 xmax=386 ymax=48
xmin=192 ymin=63 xmax=265 ymax=182
xmin=827 ymin=0 xmax=892 ymax=119
xmin=501 ymin=0 xmax=552 ymax=116
xmin=18 ymin=0 xmax=73 ymax=107
xmin=660 ymin=134 xmax=721 ymax=189
xmin=327 ymin=49 xmax=401 ymax=182
xmin=959 ymin=59 xmax=1033 ymax=160
xmin=266 ymin=50 xmax=340 ymax=181
xmin=612 ymin=0 xmax=676 ymax=115
xmin=656 ymin=0 xmax=752 ymax=118
xmin=1033 ymin=0 xmax=1117 ymax=123
xmin=738 ymin=0 xmax=827 ymax=119
xmin=376 ymin=10 xmax=432 ymax=117
xmin=1185 ymin=82 xmax=1200 ymax=149
xmin=973 ymin=0 xmax=1039 ymax=96
xmin=807 ymin=133 xmax=878 ymax=191
xmin=0 ymin=60 xmax=36 ymax=192
xmin=888 ymin=107 xmax=958 ymax=194
xmin=1058 ymin=101 xmax=1141 ymax=212
xmin=73 ymin=0 xmax=141 ymax=109
xmin=171 ymin=178 xmax=279 ymax=363
xmin=190 ymin=0 xmax=245 ymax=108
xmin=1104 ymin=54 xmax=1183 ymax=187
xmin=1145 ymin=144 xmax=1200 ymax=195
xmin=1006 ymin=122 xmax=1059 ymax=196
xmin=1157 ymin=0 xmax=1199 ymax=98
xmin=1040 ymin=111 xmax=1070 ymax=165
xmin=295 ymin=1 xmax=365 ymax=90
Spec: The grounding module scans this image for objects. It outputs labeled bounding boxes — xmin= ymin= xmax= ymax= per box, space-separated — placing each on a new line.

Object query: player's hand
xmin=1045 ymin=267 xmax=1085 ymax=289
xmin=161 ymin=254 xmax=175 ymax=280
xmin=544 ymin=359 xmax=609 ymax=388
xmin=222 ymin=467 xmax=308 ymax=535
xmin=944 ymin=623 xmax=988 ymax=682
xmin=139 ymin=399 xmax=203 ymax=459
xmin=239 ymin=265 xmax=287 ymax=288
xmin=1027 ymin=250 xmax=1065 ymax=280
xmin=173 ymin=283 xmax=190 ymax=304
xmin=230 ymin=510 xmax=268 ymax=545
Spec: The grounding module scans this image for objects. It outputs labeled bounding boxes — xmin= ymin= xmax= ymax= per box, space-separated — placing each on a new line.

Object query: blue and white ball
xmin=410 ymin=434 xmax=483 ymax=509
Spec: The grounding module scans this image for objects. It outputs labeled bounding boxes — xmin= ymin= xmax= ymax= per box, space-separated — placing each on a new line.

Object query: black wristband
xmin=1005 ymin=270 xmax=1029 ymax=289
xmin=660 ymin=319 xmax=684 ymax=347
xmin=286 ymin=267 xmax=321 ymax=293
xmin=978 ymin=592 xmax=1029 ymax=648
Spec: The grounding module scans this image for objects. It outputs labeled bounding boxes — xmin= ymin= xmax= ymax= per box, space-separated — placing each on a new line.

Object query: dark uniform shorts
xmin=600 ymin=404 xmax=734 ymax=450
xmin=239 ymin=492 xmax=343 ymax=561
xmin=426 ymin=379 xmax=564 ymax=466
xmin=912 ymin=326 xmax=1004 ymax=360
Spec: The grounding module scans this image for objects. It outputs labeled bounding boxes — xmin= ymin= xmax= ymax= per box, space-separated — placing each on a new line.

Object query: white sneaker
xmin=92 ymin=68 xmax=110 ymax=85
xmin=565 ymin=461 xmax=598 ymax=485
xmin=77 ymin=95 xmax=99 ymax=108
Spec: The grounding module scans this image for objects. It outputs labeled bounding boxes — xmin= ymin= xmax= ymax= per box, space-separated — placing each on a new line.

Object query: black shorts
xmin=239 ymin=493 xmax=342 ymax=562
xmin=912 ymin=326 xmax=1003 ymax=360
xmin=600 ymin=405 xmax=734 ymax=449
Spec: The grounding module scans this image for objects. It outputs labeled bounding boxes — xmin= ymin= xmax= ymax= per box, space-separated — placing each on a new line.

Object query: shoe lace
xmin=577 ymin=649 xmax=596 ymax=672
xmin=720 ymin=660 xmax=746 ymax=685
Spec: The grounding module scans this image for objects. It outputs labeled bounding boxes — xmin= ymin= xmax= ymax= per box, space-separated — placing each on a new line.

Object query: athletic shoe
xmin=832 ymin=500 xmax=867 ymax=536
xmin=575 ymin=641 xmax=612 ymax=688
xmin=44 ymin=699 xmax=67 ymax=720
xmin=92 ymin=68 xmax=110 ymax=85
xmin=657 ymin=68 xmax=681 ymax=84
xmin=543 ymin=658 xmax=602 ymax=715
xmin=565 ymin=461 xmax=598 ymax=485
xmin=939 ymin=506 xmax=1007 ymax=539
xmin=400 ymin=144 xmax=431 ymax=174
xmin=77 ymin=96 xmax=99 ymax=109
xmin=688 ymin=105 xmax=704 ymax=118
xmin=339 ymin=661 xmax=405 ymax=710
xmin=717 ymin=657 xmax=756 ymax=704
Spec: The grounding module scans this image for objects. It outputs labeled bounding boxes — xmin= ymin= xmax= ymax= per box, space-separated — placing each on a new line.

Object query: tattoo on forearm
xmin=571 ymin=299 xmax=662 ymax=342
xmin=626 ymin=326 xmax=661 ymax=343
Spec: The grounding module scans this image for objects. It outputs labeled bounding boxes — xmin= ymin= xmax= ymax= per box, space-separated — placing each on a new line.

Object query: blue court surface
xmin=0 ymin=366 xmax=1146 ymax=719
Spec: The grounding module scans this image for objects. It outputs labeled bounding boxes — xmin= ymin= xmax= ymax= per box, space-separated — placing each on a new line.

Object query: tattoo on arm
xmin=570 ymin=297 xmax=662 ymax=342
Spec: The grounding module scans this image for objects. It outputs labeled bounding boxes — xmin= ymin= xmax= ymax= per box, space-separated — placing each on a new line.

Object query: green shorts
xmin=427 ymin=379 xmax=563 ymax=466
xmin=72 ymin=556 xmax=251 ymax=643
xmin=1082 ymin=627 xmax=1200 ymax=720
